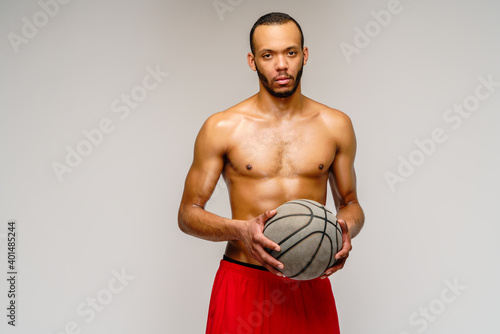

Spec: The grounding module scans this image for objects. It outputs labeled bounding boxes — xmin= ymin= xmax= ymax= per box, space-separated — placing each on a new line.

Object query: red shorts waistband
xmin=219 ymin=258 xmax=322 ymax=284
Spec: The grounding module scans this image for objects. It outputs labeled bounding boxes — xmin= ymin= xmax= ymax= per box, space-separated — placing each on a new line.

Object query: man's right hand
xmin=238 ymin=210 xmax=285 ymax=276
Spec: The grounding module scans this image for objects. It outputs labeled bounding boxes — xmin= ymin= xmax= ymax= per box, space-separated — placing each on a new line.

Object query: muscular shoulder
xmin=303 ymin=98 xmax=356 ymax=155
xmin=305 ymin=98 xmax=354 ymax=134
xmin=202 ymin=95 xmax=257 ymax=131
xmin=201 ymin=105 xmax=247 ymax=135
xmin=196 ymin=100 xmax=251 ymax=153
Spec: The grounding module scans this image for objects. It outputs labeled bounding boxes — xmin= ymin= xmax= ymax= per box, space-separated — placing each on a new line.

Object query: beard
xmin=255 ymin=61 xmax=304 ymax=99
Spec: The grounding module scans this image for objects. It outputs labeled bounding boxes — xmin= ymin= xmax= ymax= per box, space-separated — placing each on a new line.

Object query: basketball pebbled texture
xmin=263 ymin=199 xmax=343 ymax=280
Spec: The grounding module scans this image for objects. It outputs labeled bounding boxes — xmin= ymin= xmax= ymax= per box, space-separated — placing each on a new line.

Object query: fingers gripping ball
xmin=263 ymin=199 xmax=343 ymax=280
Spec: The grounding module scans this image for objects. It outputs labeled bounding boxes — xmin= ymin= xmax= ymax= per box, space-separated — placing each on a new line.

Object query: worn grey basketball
xmin=263 ymin=199 xmax=343 ymax=280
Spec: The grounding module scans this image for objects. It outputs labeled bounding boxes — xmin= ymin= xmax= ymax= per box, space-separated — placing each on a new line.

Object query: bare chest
xmin=224 ymin=122 xmax=335 ymax=178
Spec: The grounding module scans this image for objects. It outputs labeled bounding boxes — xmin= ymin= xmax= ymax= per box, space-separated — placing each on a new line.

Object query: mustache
xmin=273 ymin=73 xmax=293 ymax=81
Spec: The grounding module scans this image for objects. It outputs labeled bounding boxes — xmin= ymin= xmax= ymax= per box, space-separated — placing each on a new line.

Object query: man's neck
xmin=255 ymin=85 xmax=304 ymax=119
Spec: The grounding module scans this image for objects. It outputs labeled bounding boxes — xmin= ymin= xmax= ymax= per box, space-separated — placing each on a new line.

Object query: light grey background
xmin=1 ymin=0 xmax=499 ymax=333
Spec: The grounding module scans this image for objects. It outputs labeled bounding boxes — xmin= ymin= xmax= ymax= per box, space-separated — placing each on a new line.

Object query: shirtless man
xmin=178 ymin=12 xmax=364 ymax=334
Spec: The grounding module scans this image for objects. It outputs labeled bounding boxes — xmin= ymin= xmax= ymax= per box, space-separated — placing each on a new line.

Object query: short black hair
xmin=249 ymin=12 xmax=304 ymax=55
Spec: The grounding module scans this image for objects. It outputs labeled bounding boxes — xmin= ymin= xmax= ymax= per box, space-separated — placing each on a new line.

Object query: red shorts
xmin=206 ymin=258 xmax=340 ymax=334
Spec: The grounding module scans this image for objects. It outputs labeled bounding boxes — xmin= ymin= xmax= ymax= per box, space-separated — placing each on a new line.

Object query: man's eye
xmin=263 ymin=54 xmax=271 ymax=58
xmin=288 ymin=51 xmax=297 ymax=56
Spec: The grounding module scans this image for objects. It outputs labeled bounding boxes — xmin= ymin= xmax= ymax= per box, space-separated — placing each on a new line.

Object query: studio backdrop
xmin=1 ymin=0 xmax=499 ymax=333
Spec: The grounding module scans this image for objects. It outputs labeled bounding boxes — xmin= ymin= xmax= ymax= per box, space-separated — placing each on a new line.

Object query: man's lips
xmin=275 ymin=77 xmax=292 ymax=85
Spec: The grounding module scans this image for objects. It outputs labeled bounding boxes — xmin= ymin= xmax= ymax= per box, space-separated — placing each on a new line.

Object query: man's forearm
xmin=336 ymin=202 xmax=364 ymax=238
xmin=178 ymin=204 xmax=241 ymax=242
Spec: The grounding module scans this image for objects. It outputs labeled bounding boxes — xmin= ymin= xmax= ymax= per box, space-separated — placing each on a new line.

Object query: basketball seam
xmin=265 ymin=202 xmax=315 ymax=247
xmin=286 ymin=205 xmax=328 ymax=279
xmin=265 ymin=214 xmax=340 ymax=237
xmin=297 ymin=199 xmax=333 ymax=214
xmin=263 ymin=199 xmax=342 ymax=280
xmin=273 ymin=231 xmax=329 ymax=275
xmin=323 ymin=233 xmax=335 ymax=271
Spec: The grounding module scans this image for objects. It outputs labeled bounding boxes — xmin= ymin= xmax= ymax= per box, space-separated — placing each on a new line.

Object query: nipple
xmin=246 ymin=164 xmax=253 ymax=170
xmin=318 ymin=164 xmax=324 ymax=170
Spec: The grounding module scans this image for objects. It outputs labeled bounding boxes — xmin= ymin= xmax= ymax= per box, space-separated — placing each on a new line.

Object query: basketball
xmin=263 ymin=199 xmax=343 ymax=280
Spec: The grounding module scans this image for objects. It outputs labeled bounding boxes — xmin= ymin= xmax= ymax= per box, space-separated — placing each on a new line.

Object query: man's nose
xmin=275 ymin=55 xmax=288 ymax=71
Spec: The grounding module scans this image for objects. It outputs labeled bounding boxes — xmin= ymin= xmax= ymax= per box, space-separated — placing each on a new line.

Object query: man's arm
xmin=177 ymin=113 xmax=284 ymax=274
xmin=177 ymin=114 xmax=238 ymax=240
xmin=322 ymin=113 xmax=365 ymax=278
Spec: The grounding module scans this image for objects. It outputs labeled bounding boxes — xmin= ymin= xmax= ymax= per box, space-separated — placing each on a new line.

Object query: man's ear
xmin=247 ymin=52 xmax=257 ymax=71
xmin=302 ymin=46 xmax=309 ymax=66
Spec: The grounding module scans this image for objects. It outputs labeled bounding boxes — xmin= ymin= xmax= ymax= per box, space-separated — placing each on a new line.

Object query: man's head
xmin=249 ymin=12 xmax=304 ymax=55
xmin=248 ymin=12 xmax=308 ymax=99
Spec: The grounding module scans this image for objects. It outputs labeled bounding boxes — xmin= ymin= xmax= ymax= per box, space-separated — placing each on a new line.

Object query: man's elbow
xmin=177 ymin=207 xmax=190 ymax=234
